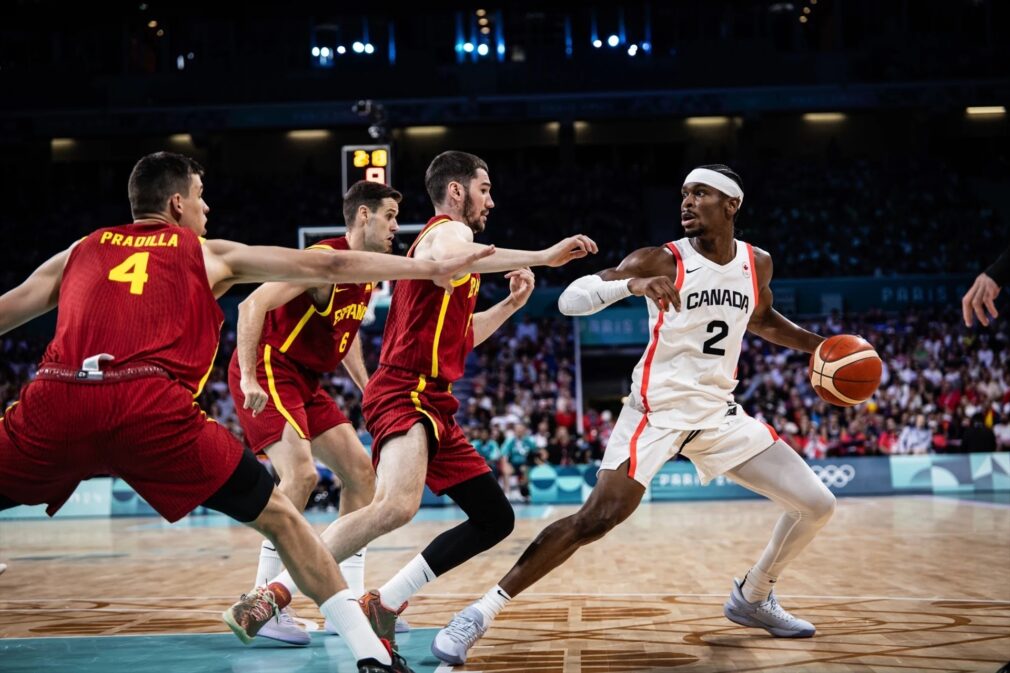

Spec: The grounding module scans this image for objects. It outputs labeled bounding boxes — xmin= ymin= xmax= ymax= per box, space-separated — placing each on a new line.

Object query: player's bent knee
xmin=810 ymin=490 xmax=836 ymax=525
xmin=375 ymin=495 xmax=418 ymax=532
xmin=479 ymin=497 xmax=515 ymax=542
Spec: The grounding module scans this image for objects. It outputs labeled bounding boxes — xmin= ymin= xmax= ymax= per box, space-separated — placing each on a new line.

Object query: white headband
xmin=683 ymin=168 xmax=744 ymax=207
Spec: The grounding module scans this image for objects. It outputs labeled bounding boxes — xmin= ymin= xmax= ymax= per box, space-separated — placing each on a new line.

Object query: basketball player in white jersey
xmin=432 ymin=164 xmax=837 ymax=664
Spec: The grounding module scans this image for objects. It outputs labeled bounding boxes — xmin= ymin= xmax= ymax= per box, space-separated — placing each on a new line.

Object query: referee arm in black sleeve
xmin=962 ymin=245 xmax=1010 ymax=327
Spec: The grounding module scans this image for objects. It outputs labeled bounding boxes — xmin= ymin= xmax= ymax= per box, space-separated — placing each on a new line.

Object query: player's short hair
xmin=128 ymin=152 xmax=204 ymax=218
xmin=424 ymin=151 xmax=489 ymax=206
xmin=342 ymin=180 xmax=402 ymax=227
xmin=696 ymin=163 xmax=744 ymax=222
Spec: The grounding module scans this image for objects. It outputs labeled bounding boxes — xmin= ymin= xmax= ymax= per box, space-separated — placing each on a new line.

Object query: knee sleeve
xmin=421 ymin=472 xmax=515 ymax=576
xmin=446 ymin=471 xmax=515 ymax=542
xmin=201 ymin=449 xmax=275 ymax=523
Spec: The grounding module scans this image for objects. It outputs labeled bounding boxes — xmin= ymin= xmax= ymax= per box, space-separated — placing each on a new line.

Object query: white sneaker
xmin=325 ymin=615 xmax=410 ymax=635
xmin=0 ymin=563 xmax=6 ymax=576
xmin=431 ymin=606 xmax=487 ymax=664
xmin=723 ymin=578 xmax=815 ymax=638
xmin=257 ymin=607 xmax=311 ymax=646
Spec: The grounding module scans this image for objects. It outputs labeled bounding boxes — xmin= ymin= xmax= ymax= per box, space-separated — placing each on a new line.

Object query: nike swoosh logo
xmin=422 ymin=570 xmax=433 ymax=582
xmin=496 ymin=589 xmax=510 ymax=600
xmin=685 ymin=267 xmax=700 ymax=274
xmin=595 ymin=291 xmax=604 ymax=302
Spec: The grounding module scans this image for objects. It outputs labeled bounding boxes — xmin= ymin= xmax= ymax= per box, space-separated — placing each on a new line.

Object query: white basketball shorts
xmin=599 ymin=403 xmax=779 ymax=487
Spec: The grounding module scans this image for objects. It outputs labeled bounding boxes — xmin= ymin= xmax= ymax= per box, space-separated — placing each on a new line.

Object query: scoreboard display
xmin=341 ymin=144 xmax=392 ymax=195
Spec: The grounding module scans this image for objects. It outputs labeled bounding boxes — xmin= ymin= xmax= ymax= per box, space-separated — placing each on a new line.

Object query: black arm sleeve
xmin=985 ymin=245 xmax=1010 ymax=286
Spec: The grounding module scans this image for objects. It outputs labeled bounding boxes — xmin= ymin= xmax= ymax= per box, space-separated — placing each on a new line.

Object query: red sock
xmin=268 ymin=581 xmax=292 ymax=610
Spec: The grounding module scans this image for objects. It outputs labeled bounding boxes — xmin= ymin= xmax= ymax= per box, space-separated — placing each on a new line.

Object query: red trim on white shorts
xmin=628 ymin=414 xmax=649 ymax=480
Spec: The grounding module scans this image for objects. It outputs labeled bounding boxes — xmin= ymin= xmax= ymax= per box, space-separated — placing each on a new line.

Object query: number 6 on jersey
xmin=108 ymin=252 xmax=151 ymax=295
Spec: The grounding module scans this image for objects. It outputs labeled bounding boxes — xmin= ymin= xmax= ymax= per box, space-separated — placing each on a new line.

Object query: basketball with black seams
xmin=809 ymin=334 xmax=882 ymax=407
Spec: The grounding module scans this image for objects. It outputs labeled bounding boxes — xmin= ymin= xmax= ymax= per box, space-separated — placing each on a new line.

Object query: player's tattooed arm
xmin=0 ymin=241 xmax=77 ymax=336
xmin=746 ymin=248 xmax=824 ymax=354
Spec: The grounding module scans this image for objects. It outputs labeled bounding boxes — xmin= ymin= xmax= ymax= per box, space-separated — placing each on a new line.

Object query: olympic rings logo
xmin=811 ymin=464 xmax=856 ymax=488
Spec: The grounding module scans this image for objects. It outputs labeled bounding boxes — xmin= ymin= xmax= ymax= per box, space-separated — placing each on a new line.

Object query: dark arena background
xmin=1 ymin=1 xmax=1008 ymax=672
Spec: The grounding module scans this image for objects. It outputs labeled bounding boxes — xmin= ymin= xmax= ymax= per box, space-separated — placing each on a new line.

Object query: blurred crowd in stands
xmin=1 ymin=153 xmax=1005 ymax=292
xmin=3 ymin=304 xmax=1007 ymax=505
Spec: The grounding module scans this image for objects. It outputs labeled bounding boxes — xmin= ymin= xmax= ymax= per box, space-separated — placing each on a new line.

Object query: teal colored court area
xmin=0 ymin=629 xmax=444 ymax=673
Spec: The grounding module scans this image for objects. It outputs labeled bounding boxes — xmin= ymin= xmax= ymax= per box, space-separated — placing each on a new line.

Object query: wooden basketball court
xmin=2 ymin=494 xmax=1008 ymax=672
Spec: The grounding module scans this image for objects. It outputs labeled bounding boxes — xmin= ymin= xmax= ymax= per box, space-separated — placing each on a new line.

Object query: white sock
xmin=321 ymin=590 xmax=391 ymax=666
xmin=270 ymin=569 xmax=299 ymax=598
xmin=378 ymin=554 xmax=434 ymax=609
xmin=255 ymin=541 xmax=283 ymax=588
xmin=339 ymin=547 xmax=368 ymax=597
xmin=472 ymin=584 xmax=511 ymax=623
xmin=741 ymin=566 xmax=777 ymax=604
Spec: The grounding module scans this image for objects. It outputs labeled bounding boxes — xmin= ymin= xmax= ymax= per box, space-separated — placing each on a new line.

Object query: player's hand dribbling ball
xmin=809 ymin=334 xmax=882 ymax=407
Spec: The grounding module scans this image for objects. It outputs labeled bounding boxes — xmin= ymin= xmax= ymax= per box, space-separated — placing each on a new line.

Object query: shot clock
xmin=341 ymin=144 xmax=392 ymax=194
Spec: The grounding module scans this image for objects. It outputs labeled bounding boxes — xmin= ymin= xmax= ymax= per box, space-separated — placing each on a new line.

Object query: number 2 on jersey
xmin=703 ymin=320 xmax=729 ymax=355
xmin=108 ymin=252 xmax=150 ymax=295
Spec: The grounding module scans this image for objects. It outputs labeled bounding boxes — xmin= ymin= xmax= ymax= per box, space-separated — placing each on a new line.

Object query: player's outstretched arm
xmin=746 ymin=248 xmax=823 ymax=354
xmin=0 ymin=243 xmax=76 ymax=337
xmin=558 ymin=246 xmax=681 ymax=316
xmin=202 ymin=239 xmax=494 ymax=297
xmin=419 ymin=221 xmax=597 ymax=274
xmin=236 ymin=281 xmax=317 ymax=416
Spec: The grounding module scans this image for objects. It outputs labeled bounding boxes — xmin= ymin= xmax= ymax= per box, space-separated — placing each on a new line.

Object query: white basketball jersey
xmin=629 ymin=238 xmax=759 ymax=429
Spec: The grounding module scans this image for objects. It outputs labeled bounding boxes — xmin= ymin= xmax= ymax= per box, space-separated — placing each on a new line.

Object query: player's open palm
xmin=544 ymin=235 xmax=599 ymax=267
xmin=505 ymin=268 xmax=535 ymax=308
xmin=433 ymin=246 xmax=496 ymax=292
xmin=629 ymin=276 xmax=682 ymax=312
xmin=241 ymin=377 xmax=269 ymax=417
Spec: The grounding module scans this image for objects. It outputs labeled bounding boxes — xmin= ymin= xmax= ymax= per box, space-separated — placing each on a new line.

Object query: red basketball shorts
xmin=0 ymin=376 xmax=244 ymax=522
xmin=362 ymin=366 xmax=489 ymax=494
xmin=228 ymin=346 xmax=349 ymax=454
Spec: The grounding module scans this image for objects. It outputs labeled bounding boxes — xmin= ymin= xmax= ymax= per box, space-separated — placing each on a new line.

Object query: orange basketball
xmin=809 ymin=334 xmax=882 ymax=407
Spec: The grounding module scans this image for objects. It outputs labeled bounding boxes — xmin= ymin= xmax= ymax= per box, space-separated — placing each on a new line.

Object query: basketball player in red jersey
xmin=0 ymin=152 xmax=493 ymax=673
xmin=228 ymin=180 xmax=406 ymax=644
xmin=253 ymin=150 xmax=597 ymax=650
xmin=433 ymin=164 xmax=838 ymax=664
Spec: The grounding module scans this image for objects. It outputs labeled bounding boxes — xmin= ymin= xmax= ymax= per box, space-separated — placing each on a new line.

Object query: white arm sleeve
xmin=557 ymin=274 xmax=633 ymax=316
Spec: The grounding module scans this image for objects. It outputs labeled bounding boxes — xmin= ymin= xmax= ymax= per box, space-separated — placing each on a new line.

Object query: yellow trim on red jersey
xmin=194 ymin=323 xmax=223 ymax=397
xmin=264 ymin=345 xmax=308 ymax=439
xmin=410 ymin=375 xmax=440 ymax=442
xmin=279 ymin=305 xmax=316 ymax=353
xmin=306 ymin=243 xmax=335 ymax=251
xmin=450 ymin=273 xmax=471 ymax=287
xmin=317 ymin=285 xmax=339 ymax=317
xmin=407 ymin=217 xmax=452 ymax=257
xmin=430 ymin=290 xmax=453 ymax=379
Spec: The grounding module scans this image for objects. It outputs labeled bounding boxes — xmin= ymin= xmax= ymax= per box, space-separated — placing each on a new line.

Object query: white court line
xmin=540 ymin=506 xmax=554 ymax=519
xmin=4 ymin=592 xmax=1008 ymax=604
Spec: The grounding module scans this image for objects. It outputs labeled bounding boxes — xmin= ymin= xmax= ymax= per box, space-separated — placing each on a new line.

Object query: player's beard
xmin=463 ymin=195 xmax=484 ymax=233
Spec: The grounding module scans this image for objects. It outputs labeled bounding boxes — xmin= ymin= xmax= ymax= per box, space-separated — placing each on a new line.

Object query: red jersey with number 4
xmin=42 ymin=222 xmax=224 ymax=395
xmin=261 ymin=237 xmax=373 ymax=373
xmin=378 ymin=215 xmax=480 ymax=383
